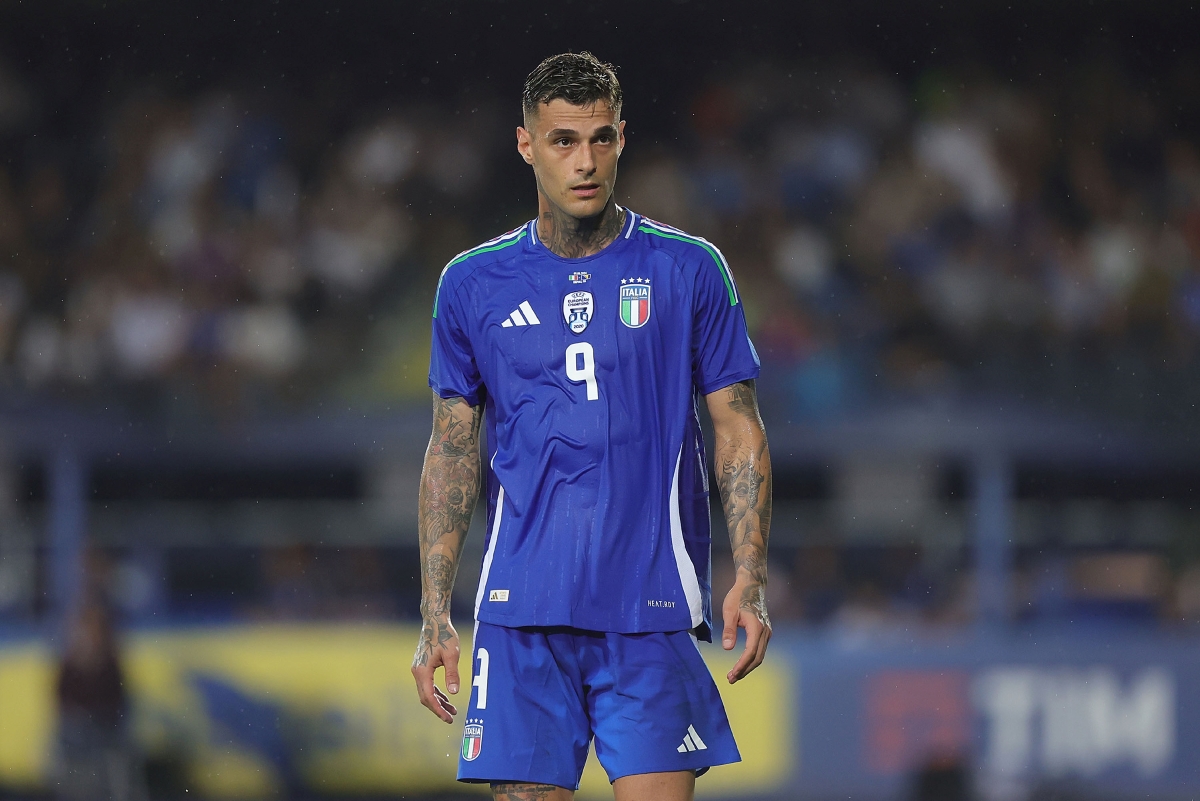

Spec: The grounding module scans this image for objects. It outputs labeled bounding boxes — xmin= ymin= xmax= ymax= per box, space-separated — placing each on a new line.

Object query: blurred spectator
xmin=791 ymin=545 xmax=846 ymax=624
xmin=1173 ymin=564 xmax=1200 ymax=624
xmin=908 ymin=756 xmax=973 ymax=801
xmin=257 ymin=546 xmax=399 ymax=621
xmin=54 ymin=603 xmax=140 ymax=801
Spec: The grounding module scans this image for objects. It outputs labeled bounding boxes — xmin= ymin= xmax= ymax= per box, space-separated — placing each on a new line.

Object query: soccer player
xmin=411 ymin=52 xmax=772 ymax=801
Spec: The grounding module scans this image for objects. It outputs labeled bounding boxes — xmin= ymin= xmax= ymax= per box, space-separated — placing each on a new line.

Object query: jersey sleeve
xmin=428 ymin=273 xmax=483 ymax=405
xmin=691 ymin=248 xmax=761 ymax=395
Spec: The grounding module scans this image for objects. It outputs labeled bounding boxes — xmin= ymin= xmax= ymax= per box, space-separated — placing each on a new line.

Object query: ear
xmin=516 ymin=126 xmax=534 ymax=165
xmin=617 ymin=119 xmax=627 ymax=155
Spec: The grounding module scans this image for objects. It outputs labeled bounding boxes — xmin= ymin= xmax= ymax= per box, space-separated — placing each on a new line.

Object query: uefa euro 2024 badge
xmin=620 ymin=278 xmax=652 ymax=328
xmin=563 ymin=290 xmax=594 ymax=334
xmin=462 ymin=718 xmax=484 ymax=761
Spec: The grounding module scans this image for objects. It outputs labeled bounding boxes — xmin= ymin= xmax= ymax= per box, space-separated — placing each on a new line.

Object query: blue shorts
xmin=457 ymin=622 xmax=741 ymax=788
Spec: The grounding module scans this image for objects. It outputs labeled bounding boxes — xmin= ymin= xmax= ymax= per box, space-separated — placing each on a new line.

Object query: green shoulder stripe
xmin=637 ymin=225 xmax=737 ymax=306
xmin=433 ymin=229 xmax=528 ymax=318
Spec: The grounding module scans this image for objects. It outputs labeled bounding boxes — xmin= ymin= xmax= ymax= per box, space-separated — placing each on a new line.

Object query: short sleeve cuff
xmin=429 ymin=379 xmax=482 ymax=406
xmin=695 ymin=367 xmax=761 ymax=397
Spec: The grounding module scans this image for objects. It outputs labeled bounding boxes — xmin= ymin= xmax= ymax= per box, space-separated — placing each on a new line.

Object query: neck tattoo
xmin=539 ymin=202 xmax=626 ymax=259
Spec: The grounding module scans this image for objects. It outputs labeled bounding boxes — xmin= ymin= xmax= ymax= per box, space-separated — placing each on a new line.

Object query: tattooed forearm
xmin=420 ymin=553 xmax=456 ymax=619
xmin=414 ymin=394 xmax=482 ymax=667
xmin=717 ymin=451 xmax=768 ymax=547
xmin=420 ymin=395 xmax=483 ymax=551
xmin=733 ymin=537 xmax=768 ymax=586
xmin=708 ymin=381 xmax=772 ymax=616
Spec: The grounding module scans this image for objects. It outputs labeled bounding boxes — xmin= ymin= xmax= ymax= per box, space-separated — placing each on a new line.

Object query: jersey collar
xmin=527 ymin=207 xmax=639 ymax=262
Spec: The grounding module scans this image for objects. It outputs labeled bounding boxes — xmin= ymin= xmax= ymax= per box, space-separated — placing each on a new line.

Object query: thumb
xmin=445 ymin=648 xmax=461 ymax=695
xmin=721 ymin=596 xmax=737 ymax=650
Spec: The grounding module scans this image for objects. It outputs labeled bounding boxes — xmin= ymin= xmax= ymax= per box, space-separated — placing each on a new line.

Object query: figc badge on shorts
xmin=462 ymin=720 xmax=483 ymax=761
xmin=563 ymin=291 xmax=594 ymax=334
xmin=620 ymin=278 xmax=651 ymax=328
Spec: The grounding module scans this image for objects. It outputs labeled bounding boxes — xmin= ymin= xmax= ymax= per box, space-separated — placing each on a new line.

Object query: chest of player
xmin=470 ymin=261 xmax=689 ymax=397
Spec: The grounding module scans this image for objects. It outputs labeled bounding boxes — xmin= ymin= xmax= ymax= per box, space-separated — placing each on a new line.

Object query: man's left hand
xmin=721 ymin=578 xmax=771 ymax=683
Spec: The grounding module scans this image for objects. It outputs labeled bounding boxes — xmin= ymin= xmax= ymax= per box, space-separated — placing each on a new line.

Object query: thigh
xmin=457 ymin=623 xmax=591 ymax=790
xmin=492 ymin=781 xmax=576 ymax=800
xmin=586 ymin=631 xmax=742 ymax=782
xmin=613 ymin=770 xmax=695 ymax=801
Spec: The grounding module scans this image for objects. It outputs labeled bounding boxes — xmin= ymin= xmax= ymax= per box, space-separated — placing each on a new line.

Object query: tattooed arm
xmin=705 ymin=379 xmax=772 ymax=684
xmin=411 ymin=393 xmax=483 ymax=723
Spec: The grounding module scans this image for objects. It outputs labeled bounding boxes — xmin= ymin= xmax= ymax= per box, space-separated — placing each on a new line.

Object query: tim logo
xmin=864 ymin=666 xmax=1177 ymax=780
xmin=975 ymin=667 xmax=1175 ymax=779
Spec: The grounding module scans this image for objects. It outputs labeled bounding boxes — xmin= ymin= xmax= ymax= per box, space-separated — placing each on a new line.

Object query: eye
xmin=596 ymin=135 xmax=612 ymax=144
xmin=555 ymin=137 xmax=572 ymax=147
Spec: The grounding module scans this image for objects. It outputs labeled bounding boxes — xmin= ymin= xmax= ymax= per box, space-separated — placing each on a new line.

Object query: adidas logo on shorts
xmin=677 ymin=724 xmax=707 ymax=753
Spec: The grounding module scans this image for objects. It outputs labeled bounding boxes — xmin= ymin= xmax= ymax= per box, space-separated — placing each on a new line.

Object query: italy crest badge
xmin=462 ymin=721 xmax=483 ymax=761
xmin=619 ymin=278 xmax=651 ymax=328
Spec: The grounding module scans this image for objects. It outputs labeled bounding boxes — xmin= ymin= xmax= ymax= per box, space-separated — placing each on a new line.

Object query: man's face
xmin=517 ymin=99 xmax=625 ymax=220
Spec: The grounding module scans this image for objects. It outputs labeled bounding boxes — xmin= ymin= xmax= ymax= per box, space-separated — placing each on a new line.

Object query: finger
xmin=413 ymin=658 xmax=456 ymax=723
xmin=412 ymin=665 xmax=445 ymax=720
xmin=426 ymin=683 xmax=454 ymax=723
xmin=445 ymin=646 xmax=461 ymax=695
xmin=432 ymin=685 xmax=459 ymax=721
xmin=744 ymin=624 xmax=771 ymax=678
xmin=727 ymin=617 xmax=763 ymax=683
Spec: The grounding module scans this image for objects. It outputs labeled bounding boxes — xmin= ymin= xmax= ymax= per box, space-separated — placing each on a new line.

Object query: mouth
xmin=570 ymin=183 xmax=601 ymax=199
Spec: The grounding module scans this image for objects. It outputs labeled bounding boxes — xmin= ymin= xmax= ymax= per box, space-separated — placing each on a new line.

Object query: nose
xmin=576 ymin=143 xmax=596 ymax=176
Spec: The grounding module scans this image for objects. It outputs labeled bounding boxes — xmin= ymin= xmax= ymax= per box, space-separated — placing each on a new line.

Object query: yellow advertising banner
xmin=0 ymin=624 xmax=793 ymax=798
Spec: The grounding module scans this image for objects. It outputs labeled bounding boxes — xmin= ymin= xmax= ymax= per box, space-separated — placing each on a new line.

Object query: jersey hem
xmin=456 ymin=775 xmax=580 ymax=791
xmin=474 ymin=613 xmax=707 ymax=638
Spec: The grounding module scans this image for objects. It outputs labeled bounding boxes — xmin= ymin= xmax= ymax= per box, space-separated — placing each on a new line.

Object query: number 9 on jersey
xmin=565 ymin=342 xmax=599 ymax=401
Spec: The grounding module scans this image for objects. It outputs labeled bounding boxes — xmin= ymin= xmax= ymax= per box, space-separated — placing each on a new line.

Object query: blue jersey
xmin=428 ymin=210 xmax=760 ymax=639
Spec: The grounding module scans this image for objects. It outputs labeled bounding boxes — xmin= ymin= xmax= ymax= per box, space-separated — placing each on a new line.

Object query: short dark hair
xmin=522 ymin=52 xmax=622 ymax=122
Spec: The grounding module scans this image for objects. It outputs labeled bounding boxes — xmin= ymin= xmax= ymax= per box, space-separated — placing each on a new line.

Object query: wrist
xmin=419 ymin=602 xmax=452 ymax=620
xmin=733 ymin=567 xmax=766 ymax=587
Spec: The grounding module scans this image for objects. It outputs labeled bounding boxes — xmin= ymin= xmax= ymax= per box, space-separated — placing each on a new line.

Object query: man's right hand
xmin=411 ymin=615 xmax=461 ymax=723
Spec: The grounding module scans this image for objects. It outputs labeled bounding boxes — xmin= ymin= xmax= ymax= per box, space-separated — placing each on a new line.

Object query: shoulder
xmin=632 ymin=215 xmax=739 ymax=304
xmin=433 ymin=222 xmax=531 ymax=317
xmin=632 ymin=216 xmax=725 ymax=264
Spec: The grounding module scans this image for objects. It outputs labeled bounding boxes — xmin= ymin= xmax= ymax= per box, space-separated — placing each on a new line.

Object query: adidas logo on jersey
xmin=676 ymin=724 xmax=708 ymax=753
xmin=501 ymin=301 xmax=541 ymax=327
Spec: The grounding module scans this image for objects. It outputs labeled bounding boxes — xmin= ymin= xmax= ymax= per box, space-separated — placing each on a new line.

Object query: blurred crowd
xmin=0 ymin=55 xmax=1196 ymax=427
xmin=0 ymin=65 xmax=516 ymax=415
xmin=628 ymin=61 xmax=1200 ymax=426
xmin=2 ymin=49 xmax=1199 ymax=637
